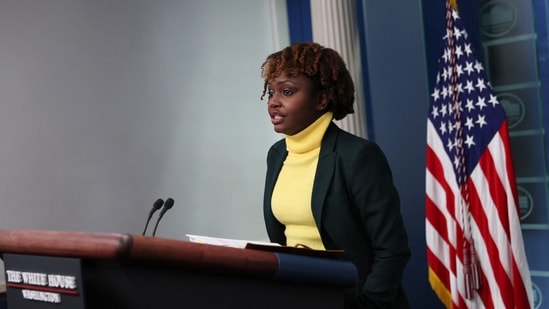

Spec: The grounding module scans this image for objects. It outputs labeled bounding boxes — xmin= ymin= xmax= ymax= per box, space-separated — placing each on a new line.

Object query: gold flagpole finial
xmin=449 ymin=0 xmax=458 ymax=11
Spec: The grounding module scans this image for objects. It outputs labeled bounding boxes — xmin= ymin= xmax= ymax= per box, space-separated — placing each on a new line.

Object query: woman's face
xmin=266 ymin=73 xmax=325 ymax=136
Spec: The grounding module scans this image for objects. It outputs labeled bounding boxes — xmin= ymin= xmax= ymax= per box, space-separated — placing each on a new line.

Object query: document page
xmin=185 ymin=234 xmax=279 ymax=249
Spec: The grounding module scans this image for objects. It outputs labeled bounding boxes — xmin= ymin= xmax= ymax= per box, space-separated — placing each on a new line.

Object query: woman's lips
xmin=270 ymin=113 xmax=284 ymax=125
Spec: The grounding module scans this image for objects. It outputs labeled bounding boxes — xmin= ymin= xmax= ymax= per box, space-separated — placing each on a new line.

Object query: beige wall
xmin=0 ymin=0 xmax=289 ymax=283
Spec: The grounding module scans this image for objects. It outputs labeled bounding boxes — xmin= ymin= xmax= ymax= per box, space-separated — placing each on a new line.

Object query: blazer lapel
xmin=264 ymin=141 xmax=287 ymax=212
xmin=311 ymin=122 xmax=339 ymax=226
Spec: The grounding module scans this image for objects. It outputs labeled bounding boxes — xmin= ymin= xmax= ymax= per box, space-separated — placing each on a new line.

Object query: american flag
xmin=425 ymin=2 xmax=533 ymax=308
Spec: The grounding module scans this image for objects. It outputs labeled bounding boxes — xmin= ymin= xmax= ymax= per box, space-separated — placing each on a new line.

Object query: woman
xmin=260 ymin=42 xmax=411 ymax=308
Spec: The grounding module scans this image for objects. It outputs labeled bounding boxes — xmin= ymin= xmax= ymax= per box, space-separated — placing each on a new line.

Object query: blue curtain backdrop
xmin=285 ymin=0 xmax=312 ymax=43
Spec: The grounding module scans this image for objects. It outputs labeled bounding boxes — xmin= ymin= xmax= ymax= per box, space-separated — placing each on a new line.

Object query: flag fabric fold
xmin=425 ymin=2 xmax=533 ymax=308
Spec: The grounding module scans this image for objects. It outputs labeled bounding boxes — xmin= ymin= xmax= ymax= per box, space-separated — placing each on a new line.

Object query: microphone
xmin=142 ymin=198 xmax=164 ymax=236
xmin=152 ymin=198 xmax=174 ymax=237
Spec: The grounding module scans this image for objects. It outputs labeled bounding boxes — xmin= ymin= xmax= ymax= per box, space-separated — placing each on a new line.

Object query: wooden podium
xmin=0 ymin=230 xmax=357 ymax=308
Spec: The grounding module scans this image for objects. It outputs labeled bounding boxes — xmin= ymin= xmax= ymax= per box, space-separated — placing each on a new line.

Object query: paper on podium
xmin=186 ymin=234 xmax=344 ymax=259
xmin=185 ymin=234 xmax=279 ymax=249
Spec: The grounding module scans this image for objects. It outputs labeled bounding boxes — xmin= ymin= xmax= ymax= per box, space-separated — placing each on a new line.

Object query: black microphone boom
xmin=152 ymin=198 xmax=174 ymax=237
xmin=142 ymin=198 xmax=164 ymax=236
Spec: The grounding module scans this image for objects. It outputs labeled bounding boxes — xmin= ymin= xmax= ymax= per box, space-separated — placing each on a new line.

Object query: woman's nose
xmin=268 ymin=94 xmax=280 ymax=108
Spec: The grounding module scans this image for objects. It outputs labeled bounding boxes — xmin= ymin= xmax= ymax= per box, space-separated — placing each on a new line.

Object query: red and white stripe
xmin=426 ymin=119 xmax=533 ymax=308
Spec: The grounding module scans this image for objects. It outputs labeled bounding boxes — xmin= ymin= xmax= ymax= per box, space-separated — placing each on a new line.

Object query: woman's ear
xmin=316 ymin=93 xmax=329 ymax=111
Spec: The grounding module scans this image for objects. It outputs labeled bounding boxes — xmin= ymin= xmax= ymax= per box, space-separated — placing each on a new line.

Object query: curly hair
xmin=260 ymin=42 xmax=355 ymax=120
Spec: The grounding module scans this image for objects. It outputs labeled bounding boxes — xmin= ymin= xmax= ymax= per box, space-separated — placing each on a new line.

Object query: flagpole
xmin=444 ymin=0 xmax=479 ymax=299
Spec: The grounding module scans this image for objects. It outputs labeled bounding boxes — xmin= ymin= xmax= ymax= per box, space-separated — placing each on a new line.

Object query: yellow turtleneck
xmin=271 ymin=112 xmax=333 ymax=250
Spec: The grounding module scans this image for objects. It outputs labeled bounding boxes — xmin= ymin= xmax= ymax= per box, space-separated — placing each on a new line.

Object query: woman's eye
xmin=267 ymin=90 xmax=274 ymax=98
xmin=282 ymin=89 xmax=293 ymax=96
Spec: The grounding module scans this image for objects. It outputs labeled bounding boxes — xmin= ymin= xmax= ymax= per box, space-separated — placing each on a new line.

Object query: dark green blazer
xmin=263 ymin=122 xmax=411 ymax=308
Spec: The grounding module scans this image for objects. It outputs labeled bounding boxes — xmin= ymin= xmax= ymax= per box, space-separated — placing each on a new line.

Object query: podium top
xmin=0 ymin=229 xmax=358 ymax=287
xmin=0 ymin=229 xmax=278 ymax=279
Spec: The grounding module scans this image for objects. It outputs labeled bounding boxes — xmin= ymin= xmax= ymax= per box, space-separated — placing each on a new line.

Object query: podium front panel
xmin=82 ymin=260 xmax=345 ymax=309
